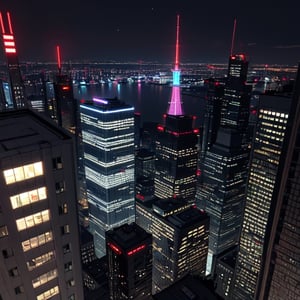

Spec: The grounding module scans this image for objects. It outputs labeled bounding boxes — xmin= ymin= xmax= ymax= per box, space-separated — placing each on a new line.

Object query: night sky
xmin=0 ymin=0 xmax=299 ymax=65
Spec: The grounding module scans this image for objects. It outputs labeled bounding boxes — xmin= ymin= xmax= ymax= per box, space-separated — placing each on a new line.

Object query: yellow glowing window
xmin=36 ymin=285 xmax=59 ymax=300
xmin=10 ymin=187 xmax=47 ymax=209
xmin=3 ymin=162 xmax=43 ymax=185
xmin=16 ymin=210 xmax=50 ymax=231
xmin=22 ymin=231 xmax=53 ymax=252
xmin=32 ymin=269 xmax=58 ymax=288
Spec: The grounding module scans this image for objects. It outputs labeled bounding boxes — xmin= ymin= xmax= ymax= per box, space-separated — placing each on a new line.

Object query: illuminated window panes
xmin=37 ymin=286 xmax=59 ymax=300
xmin=16 ymin=210 xmax=50 ymax=231
xmin=27 ymin=251 xmax=55 ymax=271
xmin=10 ymin=187 xmax=47 ymax=209
xmin=3 ymin=161 xmax=43 ymax=184
xmin=22 ymin=231 xmax=53 ymax=252
xmin=32 ymin=269 xmax=58 ymax=288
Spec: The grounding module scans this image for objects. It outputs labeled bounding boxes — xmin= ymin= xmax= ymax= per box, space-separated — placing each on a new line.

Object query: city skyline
xmin=0 ymin=1 xmax=299 ymax=65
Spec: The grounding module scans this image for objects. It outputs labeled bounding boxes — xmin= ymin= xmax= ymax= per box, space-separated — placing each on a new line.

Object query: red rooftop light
xmin=108 ymin=242 xmax=122 ymax=255
xmin=127 ymin=244 xmax=146 ymax=256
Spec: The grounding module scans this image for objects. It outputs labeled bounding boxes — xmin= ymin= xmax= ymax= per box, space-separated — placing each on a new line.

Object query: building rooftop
xmin=0 ymin=109 xmax=71 ymax=158
xmin=106 ymin=222 xmax=151 ymax=251
xmin=80 ymin=97 xmax=133 ymax=112
xmin=152 ymin=274 xmax=219 ymax=300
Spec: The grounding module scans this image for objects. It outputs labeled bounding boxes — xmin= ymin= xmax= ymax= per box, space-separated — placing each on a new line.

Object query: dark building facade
xmin=106 ymin=223 xmax=152 ymax=300
xmin=196 ymin=54 xmax=251 ymax=276
xmin=232 ymin=94 xmax=292 ymax=299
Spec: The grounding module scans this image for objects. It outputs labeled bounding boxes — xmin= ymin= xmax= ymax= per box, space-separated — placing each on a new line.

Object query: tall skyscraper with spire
xmin=0 ymin=11 xmax=27 ymax=110
xmin=196 ymin=53 xmax=252 ymax=276
xmin=154 ymin=15 xmax=199 ymax=204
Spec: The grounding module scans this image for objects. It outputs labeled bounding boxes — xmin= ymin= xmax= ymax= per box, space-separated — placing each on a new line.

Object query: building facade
xmin=232 ymin=94 xmax=291 ymax=299
xmin=80 ymin=97 xmax=135 ymax=257
xmin=0 ymin=109 xmax=84 ymax=299
xmin=106 ymin=223 xmax=152 ymax=300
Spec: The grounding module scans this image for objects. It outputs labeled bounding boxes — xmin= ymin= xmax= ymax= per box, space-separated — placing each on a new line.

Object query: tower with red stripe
xmin=0 ymin=11 xmax=27 ymax=109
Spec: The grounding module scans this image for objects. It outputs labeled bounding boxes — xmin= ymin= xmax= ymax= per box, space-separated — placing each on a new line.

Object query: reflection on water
xmin=74 ymin=82 xmax=205 ymax=127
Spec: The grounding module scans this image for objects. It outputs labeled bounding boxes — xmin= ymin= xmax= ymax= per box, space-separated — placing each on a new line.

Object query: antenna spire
xmin=167 ymin=14 xmax=183 ymax=116
xmin=230 ymin=18 xmax=237 ymax=56
xmin=56 ymin=45 xmax=61 ymax=75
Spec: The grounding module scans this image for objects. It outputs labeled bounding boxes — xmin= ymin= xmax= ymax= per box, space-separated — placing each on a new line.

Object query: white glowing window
xmin=22 ymin=231 xmax=53 ymax=252
xmin=16 ymin=210 xmax=50 ymax=231
xmin=32 ymin=269 xmax=58 ymax=288
xmin=3 ymin=161 xmax=43 ymax=185
xmin=37 ymin=286 xmax=59 ymax=300
xmin=10 ymin=187 xmax=47 ymax=209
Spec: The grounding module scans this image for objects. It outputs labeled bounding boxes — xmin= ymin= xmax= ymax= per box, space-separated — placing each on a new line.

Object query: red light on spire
xmin=56 ymin=45 xmax=61 ymax=74
xmin=127 ymin=244 xmax=146 ymax=256
xmin=6 ymin=12 xmax=13 ymax=34
xmin=175 ymin=14 xmax=180 ymax=71
xmin=0 ymin=13 xmax=5 ymax=34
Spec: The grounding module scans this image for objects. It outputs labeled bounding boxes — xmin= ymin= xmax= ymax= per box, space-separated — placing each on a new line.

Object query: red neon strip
xmin=127 ymin=244 xmax=146 ymax=256
xmin=62 ymin=86 xmax=70 ymax=91
xmin=5 ymin=48 xmax=16 ymax=53
xmin=3 ymin=34 xmax=13 ymax=40
xmin=157 ymin=125 xmax=164 ymax=132
xmin=56 ymin=45 xmax=61 ymax=70
xmin=7 ymin=12 xmax=13 ymax=35
xmin=0 ymin=13 xmax=5 ymax=34
xmin=108 ymin=242 xmax=122 ymax=255
xmin=4 ymin=41 xmax=15 ymax=47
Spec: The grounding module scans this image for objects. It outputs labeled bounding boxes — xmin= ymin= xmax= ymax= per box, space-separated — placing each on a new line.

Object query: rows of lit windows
xmin=85 ymin=153 xmax=134 ymax=168
xmin=27 ymin=250 xmax=55 ymax=271
xmin=3 ymin=161 xmax=43 ymax=185
xmin=36 ymin=285 xmax=59 ymax=300
xmin=10 ymin=187 xmax=47 ymax=209
xmin=22 ymin=231 xmax=53 ymax=252
xmin=85 ymin=167 xmax=134 ymax=188
xmin=32 ymin=269 xmax=58 ymax=288
xmin=16 ymin=209 xmax=50 ymax=231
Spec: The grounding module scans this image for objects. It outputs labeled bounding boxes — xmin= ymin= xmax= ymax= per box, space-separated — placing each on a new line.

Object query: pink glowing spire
xmin=167 ymin=14 xmax=183 ymax=116
xmin=230 ymin=18 xmax=237 ymax=56
xmin=56 ymin=45 xmax=62 ymax=74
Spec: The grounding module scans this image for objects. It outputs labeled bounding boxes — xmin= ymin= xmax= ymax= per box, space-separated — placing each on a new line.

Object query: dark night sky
xmin=0 ymin=0 xmax=299 ymax=65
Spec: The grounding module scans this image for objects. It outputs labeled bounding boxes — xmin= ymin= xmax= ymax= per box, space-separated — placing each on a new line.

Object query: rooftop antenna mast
xmin=230 ymin=18 xmax=237 ymax=56
xmin=167 ymin=14 xmax=183 ymax=116
xmin=56 ymin=45 xmax=62 ymax=75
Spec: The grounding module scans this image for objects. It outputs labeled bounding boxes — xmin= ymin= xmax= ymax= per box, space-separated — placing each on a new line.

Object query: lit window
xmin=32 ymin=269 xmax=58 ymax=288
xmin=3 ymin=161 xmax=43 ymax=185
xmin=61 ymin=225 xmax=70 ymax=235
xmin=27 ymin=251 xmax=55 ymax=271
xmin=10 ymin=187 xmax=47 ymax=209
xmin=0 ymin=225 xmax=8 ymax=238
xmin=36 ymin=286 xmax=59 ymax=300
xmin=16 ymin=210 xmax=50 ymax=231
xmin=22 ymin=231 xmax=53 ymax=252
xmin=55 ymin=181 xmax=65 ymax=194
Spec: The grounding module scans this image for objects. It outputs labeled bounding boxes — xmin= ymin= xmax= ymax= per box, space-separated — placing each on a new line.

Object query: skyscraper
xmin=106 ymin=223 xmax=152 ymax=300
xmin=151 ymin=201 xmax=209 ymax=293
xmin=232 ymin=94 xmax=291 ymax=299
xmin=196 ymin=54 xmax=251 ymax=276
xmin=0 ymin=11 xmax=27 ymax=109
xmin=80 ymin=97 xmax=135 ymax=257
xmin=154 ymin=15 xmax=199 ymax=204
xmin=0 ymin=109 xmax=84 ymax=299
xmin=255 ymin=65 xmax=300 ymax=300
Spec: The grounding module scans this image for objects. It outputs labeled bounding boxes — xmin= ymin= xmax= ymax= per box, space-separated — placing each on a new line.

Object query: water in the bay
xmin=74 ymin=82 xmax=206 ymax=128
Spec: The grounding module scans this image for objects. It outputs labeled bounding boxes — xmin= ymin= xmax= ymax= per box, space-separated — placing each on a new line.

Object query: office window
xmin=61 ymin=225 xmax=70 ymax=235
xmin=2 ymin=248 xmax=14 ymax=258
xmin=36 ymin=286 xmax=59 ymax=300
xmin=14 ymin=286 xmax=24 ymax=295
xmin=55 ymin=181 xmax=65 ymax=194
xmin=26 ymin=251 xmax=55 ymax=271
xmin=22 ymin=231 xmax=53 ymax=252
xmin=16 ymin=209 xmax=50 ymax=231
xmin=0 ymin=225 xmax=8 ymax=238
xmin=32 ymin=269 xmax=58 ymax=288
xmin=63 ymin=243 xmax=71 ymax=254
xmin=10 ymin=187 xmax=47 ymax=209
xmin=3 ymin=161 xmax=43 ymax=185
xmin=8 ymin=267 xmax=19 ymax=277
xmin=64 ymin=261 xmax=72 ymax=272
xmin=59 ymin=203 xmax=68 ymax=215
xmin=52 ymin=157 xmax=63 ymax=169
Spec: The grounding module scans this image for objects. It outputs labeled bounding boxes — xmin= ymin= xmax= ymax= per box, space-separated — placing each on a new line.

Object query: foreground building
xmin=106 ymin=223 xmax=152 ymax=300
xmin=232 ymin=94 xmax=292 ymax=299
xmin=0 ymin=109 xmax=84 ymax=299
xmin=80 ymin=97 xmax=135 ymax=257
